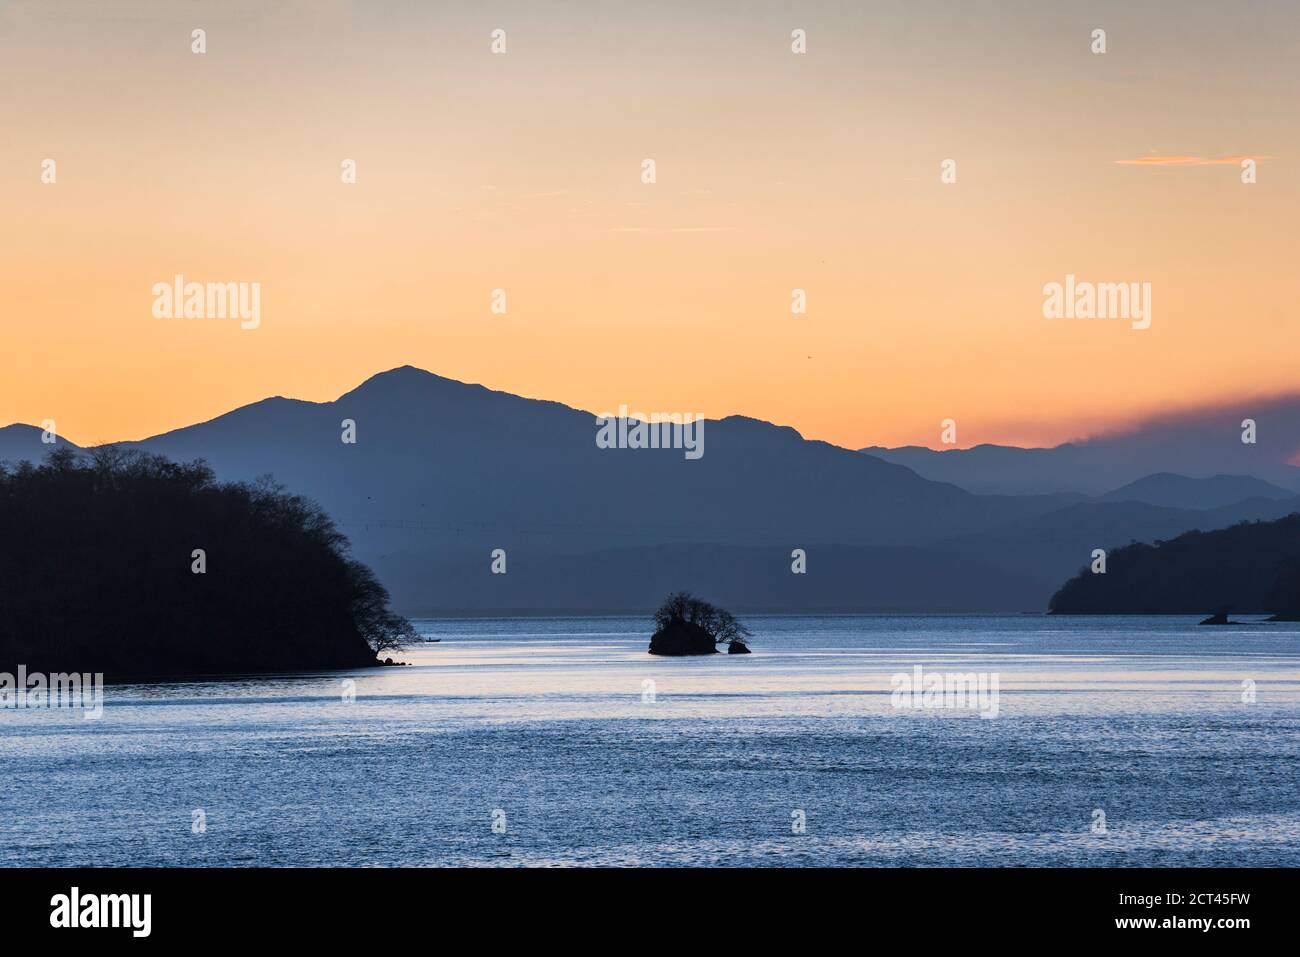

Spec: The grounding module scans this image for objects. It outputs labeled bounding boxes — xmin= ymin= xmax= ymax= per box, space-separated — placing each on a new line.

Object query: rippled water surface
xmin=2 ymin=615 xmax=1297 ymax=866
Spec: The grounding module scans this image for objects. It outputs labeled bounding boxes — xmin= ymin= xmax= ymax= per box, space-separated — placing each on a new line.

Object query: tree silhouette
xmin=0 ymin=449 xmax=415 ymax=676
xmin=652 ymin=591 xmax=751 ymax=646
xmin=1048 ymin=514 xmax=1300 ymax=615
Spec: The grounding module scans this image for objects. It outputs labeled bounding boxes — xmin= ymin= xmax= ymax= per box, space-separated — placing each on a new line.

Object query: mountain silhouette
xmin=5 ymin=367 xmax=1295 ymax=614
xmin=118 ymin=366 xmax=1056 ymax=544
xmin=1096 ymin=472 xmax=1294 ymax=510
xmin=863 ymin=396 xmax=1300 ymax=495
xmin=0 ymin=423 xmax=79 ymax=463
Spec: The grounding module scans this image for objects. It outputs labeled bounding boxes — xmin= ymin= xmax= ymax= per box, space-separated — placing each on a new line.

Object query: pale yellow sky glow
xmin=2 ymin=0 xmax=1297 ymax=450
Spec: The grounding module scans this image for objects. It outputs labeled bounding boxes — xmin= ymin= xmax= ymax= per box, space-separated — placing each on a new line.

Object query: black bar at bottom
xmin=0 ymin=866 xmax=1285 ymax=942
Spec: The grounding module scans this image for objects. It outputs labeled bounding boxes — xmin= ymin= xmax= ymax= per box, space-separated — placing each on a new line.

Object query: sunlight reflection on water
xmin=1 ymin=615 xmax=1297 ymax=866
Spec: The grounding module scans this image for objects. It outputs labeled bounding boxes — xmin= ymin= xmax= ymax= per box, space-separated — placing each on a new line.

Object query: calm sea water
xmin=1 ymin=615 xmax=1297 ymax=867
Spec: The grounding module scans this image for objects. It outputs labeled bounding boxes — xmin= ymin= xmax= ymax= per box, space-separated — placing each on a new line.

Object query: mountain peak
xmin=378 ymin=364 xmax=436 ymax=379
xmin=338 ymin=365 xmax=483 ymax=402
xmin=0 ymin=422 xmax=80 ymax=464
xmin=1098 ymin=471 xmax=1295 ymax=509
xmin=357 ymin=364 xmax=446 ymax=387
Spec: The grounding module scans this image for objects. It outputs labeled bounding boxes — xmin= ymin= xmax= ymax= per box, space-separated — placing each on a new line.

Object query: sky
xmin=1 ymin=0 xmax=1297 ymax=450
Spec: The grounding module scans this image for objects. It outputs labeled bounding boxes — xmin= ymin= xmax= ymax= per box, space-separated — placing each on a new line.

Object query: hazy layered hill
xmin=860 ymin=443 xmax=1096 ymax=496
xmin=863 ymin=396 xmax=1300 ymax=495
xmin=5 ymin=367 xmax=1297 ymax=614
xmin=121 ymin=366 xmax=1066 ymax=557
xmin=1097 ymin=472 xmax=1294 ymax=510
xmin=99 ymin=364 xmax=1128 ymax=613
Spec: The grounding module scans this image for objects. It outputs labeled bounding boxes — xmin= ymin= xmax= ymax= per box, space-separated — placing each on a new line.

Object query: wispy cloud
xmin=1115 ymin=154 xmax=1272 ymax=166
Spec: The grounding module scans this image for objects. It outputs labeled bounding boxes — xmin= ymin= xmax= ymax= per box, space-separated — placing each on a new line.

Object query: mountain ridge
xmin=862 ymin=395 xmax=1300 ymax=495
xmin=5 ymin=366 xmax=1296 ymax=614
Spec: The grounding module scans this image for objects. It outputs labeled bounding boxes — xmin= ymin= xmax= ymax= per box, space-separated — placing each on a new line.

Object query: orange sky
xmin=2 ymin=0 xmax=1296 ymax=450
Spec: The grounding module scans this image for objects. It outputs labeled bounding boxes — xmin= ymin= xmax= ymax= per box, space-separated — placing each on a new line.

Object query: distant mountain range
xmin=1096 ymin=472 xmax=1294 ymax=510
xmin=862 ymin=396 xmax=1300 ymax=496
xmin=4 ymin=367 xmax=1299 ymax=615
